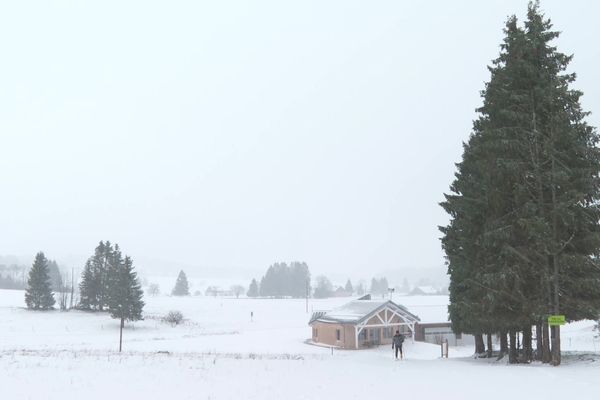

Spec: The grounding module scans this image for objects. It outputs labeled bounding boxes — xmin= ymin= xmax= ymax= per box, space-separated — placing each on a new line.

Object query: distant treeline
xmin=247 ymin=261 xmax=395 ymax=300
xmin=0 ymin=261 xmax=63 ymax=291
xmin=251 ymin=262 xmax=311 ymax=298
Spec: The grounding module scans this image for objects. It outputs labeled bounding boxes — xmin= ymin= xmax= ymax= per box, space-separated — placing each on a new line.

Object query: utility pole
xmin=119 ymin=317 xmax=124 ymax=352
xmin=70 ymin=267 xmax=75 ymax=309
xmin=306 ymin=278 xmax=309 ymax=313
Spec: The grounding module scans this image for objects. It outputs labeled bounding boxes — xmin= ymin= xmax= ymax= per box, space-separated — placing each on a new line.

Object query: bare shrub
xmin=162 ymin=310 xmax=184 ymax=326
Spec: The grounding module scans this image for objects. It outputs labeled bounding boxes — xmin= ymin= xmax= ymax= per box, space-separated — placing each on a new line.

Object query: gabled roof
xmin=410 ymin=286 xmax=439 ymax=295
xmin=309 ymin=298 xmax=420 ymax=325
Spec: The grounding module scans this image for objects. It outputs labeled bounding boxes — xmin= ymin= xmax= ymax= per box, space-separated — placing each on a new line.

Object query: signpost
xmin=548 ymin=315 xmax=566 ymax=326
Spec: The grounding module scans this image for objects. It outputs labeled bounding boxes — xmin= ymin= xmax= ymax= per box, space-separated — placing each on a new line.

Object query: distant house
xmin=308 ymin=296 xmax=420 ymax=349
xmin=409 ymin=286 xmax=439 ymax=296
xmin=333 ymin=287 xmax=352 ymax=297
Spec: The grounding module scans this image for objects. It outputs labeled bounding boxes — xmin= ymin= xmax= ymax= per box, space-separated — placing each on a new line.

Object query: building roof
xmin=410 ymin=286 xmax=439 ymax=295
xmin=309 ymin=298 xmax=420 ymax=325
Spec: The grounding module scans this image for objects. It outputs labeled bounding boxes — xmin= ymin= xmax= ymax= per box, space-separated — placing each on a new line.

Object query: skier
xmin=392 ymin=330 xmax=405 ymax=360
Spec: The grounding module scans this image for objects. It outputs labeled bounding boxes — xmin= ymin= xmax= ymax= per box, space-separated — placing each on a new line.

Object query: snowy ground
xmin=1 ymin=289 xmax=599 ymax=399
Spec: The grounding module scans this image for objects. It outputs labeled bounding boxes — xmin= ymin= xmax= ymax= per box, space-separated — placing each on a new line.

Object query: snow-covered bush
xmin=162 ymin=310 xmax=184 ymax=326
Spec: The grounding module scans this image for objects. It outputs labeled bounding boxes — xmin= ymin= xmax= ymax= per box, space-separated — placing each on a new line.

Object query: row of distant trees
xmin=245 ymin=262 xmax=400 ymax=299
xmin=0 ymin=260 xmax=63 ymax=291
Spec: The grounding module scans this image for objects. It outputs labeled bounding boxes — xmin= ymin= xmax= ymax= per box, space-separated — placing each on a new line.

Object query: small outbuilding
xmin=308 ymin=296 xmax=420 ymax=349
xmin=409 ymin=286 xmax=439 ymax=296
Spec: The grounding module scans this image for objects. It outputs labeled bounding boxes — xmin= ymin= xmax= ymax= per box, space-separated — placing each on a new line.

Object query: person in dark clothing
xmin=392 ymin=330 xmax=405 ymax=359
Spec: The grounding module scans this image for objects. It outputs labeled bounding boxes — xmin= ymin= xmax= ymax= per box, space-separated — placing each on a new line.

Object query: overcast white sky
xmin=1 ymin=1 xmax=599 ymax=280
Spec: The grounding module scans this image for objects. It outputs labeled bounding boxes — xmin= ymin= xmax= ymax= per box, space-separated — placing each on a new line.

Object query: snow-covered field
xmin=1 ymin=289 xmax=599 ymax=399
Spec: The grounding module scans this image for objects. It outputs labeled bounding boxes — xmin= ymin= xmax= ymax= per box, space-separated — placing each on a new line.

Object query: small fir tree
xmin=24 ymin=252 xmax=56 ymax=310
xmin=108 ymin=255 xmax=144 ymax=352
xmin=171 ymin=270 xmax=190 ymax=296
xmin=247 ymin=278 xmax=259 ymax=297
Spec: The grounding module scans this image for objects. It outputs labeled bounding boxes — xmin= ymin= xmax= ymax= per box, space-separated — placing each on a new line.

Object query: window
xmin=359 ymin=329 xmax=367 ymax=340
xmin=336 ymin=329 xmax=341 ymax=341
xmin=384 ymin=327 xmax=393 ymax=339
xmin=313 ymin=328 xmax=318 ymax=339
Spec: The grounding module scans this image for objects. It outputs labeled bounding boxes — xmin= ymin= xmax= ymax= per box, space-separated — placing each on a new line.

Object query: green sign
xmin=548 ymin=315 xmax=566 ymax=326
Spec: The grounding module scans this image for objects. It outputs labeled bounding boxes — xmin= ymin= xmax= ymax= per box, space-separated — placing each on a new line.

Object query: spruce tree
xmin=171 ymin=270 xmax=190 ymax=296
xmin=24 ymin=252 xmax=55 ymax=310
xmin=47 ymin=260 xmax=63 ymax=293
xmin=247 ymin=278 xmax=259 ymax=297
xmin=441 ymin=2 xmax=600 ymax=365
xmin=78 ymin=260 xmax=97 ymax=310
xmin=344 ymin=279 xmax=353 ymax=294
xmin=79 ymin=241 xmax=115 ymax=311
xmin=108 ymin=255 xmax=144 ymax=352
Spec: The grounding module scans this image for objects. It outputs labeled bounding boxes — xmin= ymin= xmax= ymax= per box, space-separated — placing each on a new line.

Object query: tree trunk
xmin=551 ymin=325 xmax=561 ymax=366
xmin=549 ymin=124 xmax=561 ymax=367
xmin=500 ymin=331 xmax=508 ymax=355
xmin=474 ymin=334 xmax=485 ymax=355
xmin=508 ymin=330 xmax=517 ymax=364
xmin=522 ymin=326 xmax=532 ymax=363
xmin=542 ymin=320 xmax=551 ymax=363
xmin=119 ymin=317 xmax=124 ymax=352
xmin=534 ymin=322 xmax=543 ymax=361
xmin=550 ymin=255 xmax=561 ymax=366
xmin=486 ymin=333 xmax=493 ymax=358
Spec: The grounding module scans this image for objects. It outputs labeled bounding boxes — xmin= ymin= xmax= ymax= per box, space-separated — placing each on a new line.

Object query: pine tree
xmin=344 ymin=279 xmax=353 ymax=294
xmin=47 ymin=260 xmax=63 ymax=293
xmin=289 ymin=262 xmax=310 ymax=298
xmin=108 ymin=255 xmax=144 ymax=352
xmin=379 ymin=278 xmax=389 ymax=298
xmin=79 ymin=241 xmax=115 ymax=311
xmin=247 ymin=278 xmax=259 ymax=297
xmin=370 ymin=278 xmax=379 ymax=296
xmin=441 ymin=1 xmax=600 ymax=365
xmin=24 ymin=252 xmax=55 ymax=310
xmin=171 ymin=270 xmax=190 ymax=296
xmin=78 ymin=260 xmax=97 ymax=310
xmin=356 ymin=282 xmax=365 ymax=296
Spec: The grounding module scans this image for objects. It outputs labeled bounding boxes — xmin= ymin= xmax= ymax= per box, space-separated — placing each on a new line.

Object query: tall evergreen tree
xmin=171 ymin=270 xmax=190 ymax=296
xmin=441 ymin=2 xmax=600 ymax=365
xmin=247 ymin=278 xmax=259 ymax=297
xmin=108 ymin=255 xmax=144 ymax=352
xmin=78 ymin=260 xmax=97 ymax=310
xmin=289 ymin=262 xmax=310 ymax=298
xmin=79 ymin=241 xmax=114 ymax=311
xmin=24 ymin=252 xmax=55 ymax=310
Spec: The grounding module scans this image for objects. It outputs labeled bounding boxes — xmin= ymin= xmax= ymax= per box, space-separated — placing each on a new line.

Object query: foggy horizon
xmin=2 ymin=1 xmax=599 ymax=281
